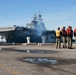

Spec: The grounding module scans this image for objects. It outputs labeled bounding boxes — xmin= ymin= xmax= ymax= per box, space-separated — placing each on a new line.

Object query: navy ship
xmin=0 ymin=13 xmax=56 ymax=43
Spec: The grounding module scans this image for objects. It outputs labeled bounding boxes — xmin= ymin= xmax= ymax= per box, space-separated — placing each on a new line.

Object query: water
xmin=73 ymin=42 xmax=76 ymax=44
xmin=5 ymin=49 xmax=57 ymax=54
xmin=0 ymin=48 xmax=2 ymax=50
xmin=23 ymin=58 xmax=57 ymax=64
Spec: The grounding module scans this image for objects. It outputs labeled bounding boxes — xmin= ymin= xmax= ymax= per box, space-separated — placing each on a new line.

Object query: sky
xmin=0 ymin=0 xmax=76 ymax=30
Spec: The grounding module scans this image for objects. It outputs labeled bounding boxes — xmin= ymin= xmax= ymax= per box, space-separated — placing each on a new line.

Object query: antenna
xmin=39 ymin=11 xmax=41 ymax=18
xmin=38 ymin=11 xmax=43 ymax=21
xmin=34 ymin=13 xmax=37 ymax=21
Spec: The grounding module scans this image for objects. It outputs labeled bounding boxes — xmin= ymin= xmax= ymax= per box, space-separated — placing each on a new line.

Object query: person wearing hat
xmin=61 ymin=26 xmax=67 ymax=48
xmin=56 ymin=27 xmax=62 ymax=49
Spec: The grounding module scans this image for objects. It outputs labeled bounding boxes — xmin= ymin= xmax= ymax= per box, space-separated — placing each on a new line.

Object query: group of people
xmin=56 ymin=26 xmax=76 ymax=49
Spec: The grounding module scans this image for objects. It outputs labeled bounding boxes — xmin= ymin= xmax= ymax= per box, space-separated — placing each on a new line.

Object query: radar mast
xmin=33 ymin=13 xmax=37 ymax=21
xmin=38 ymin=11 xmax=43 ymax=21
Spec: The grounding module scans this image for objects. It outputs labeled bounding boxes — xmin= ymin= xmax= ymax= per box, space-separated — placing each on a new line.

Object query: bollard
xmin=26 ymin=37 xmax=30 ymax=44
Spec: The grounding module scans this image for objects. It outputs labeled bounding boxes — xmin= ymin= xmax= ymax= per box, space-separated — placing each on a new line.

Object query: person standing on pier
xmin=56 ymin=27 xmax=62 ymax=49
xmin=66 ymin=26 xmax=73 ymax=49
xmin=74 ymin=28 xmax=76 ymax=43
xmin=70 ymin=26 xmax=73 ymax=47
xmin=61 ymin=26 xmax=67 ymax=48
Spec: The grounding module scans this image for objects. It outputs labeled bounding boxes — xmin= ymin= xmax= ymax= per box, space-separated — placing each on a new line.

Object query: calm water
xmin=23 ymin=58 xmax=57 ymax=64
xmin=73 ymin=42 xmax=76 ymax=44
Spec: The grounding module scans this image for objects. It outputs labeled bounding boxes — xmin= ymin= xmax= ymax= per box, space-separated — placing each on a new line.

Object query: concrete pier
xmin=0 ymin=44 xmax=76 ymax=75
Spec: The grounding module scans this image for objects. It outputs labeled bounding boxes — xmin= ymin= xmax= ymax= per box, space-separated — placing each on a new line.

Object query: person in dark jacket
xmin=61 ymin=26 xmax=67 ymax=48
xmin=74 ymin=28 xmax=76 ymax=43
xmin=70 ymin=26 xmax=73 ymax=47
